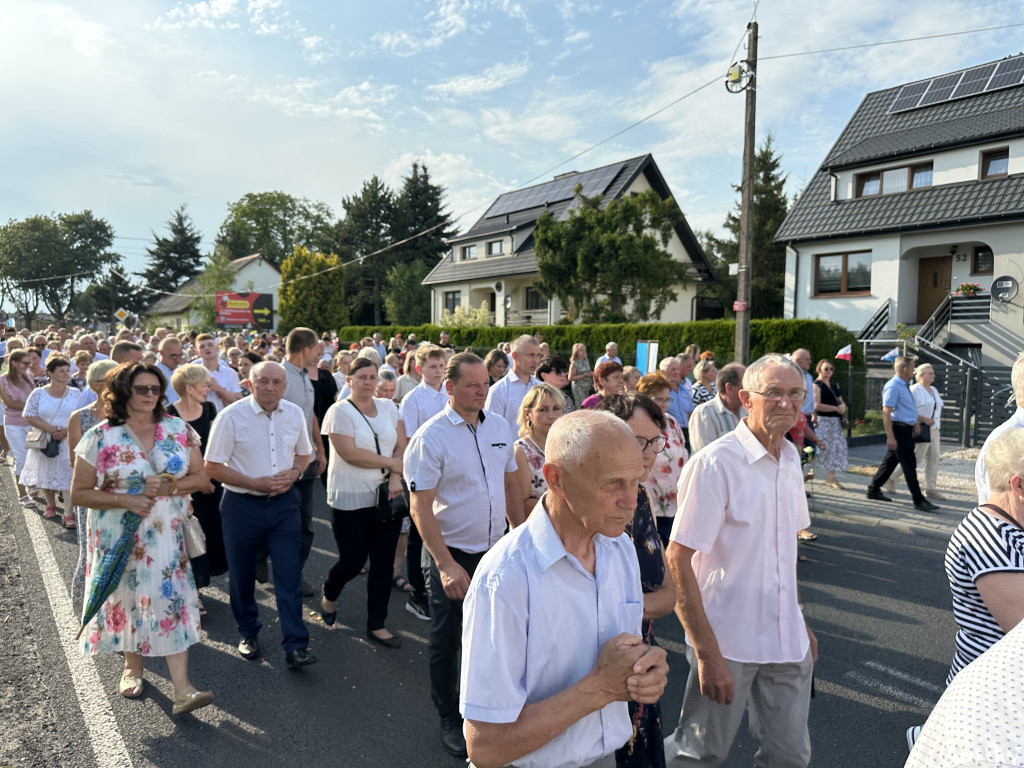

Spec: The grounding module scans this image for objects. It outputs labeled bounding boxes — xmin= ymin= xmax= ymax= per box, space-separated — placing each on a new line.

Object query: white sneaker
xmin=906 ymin=725 xmax=921 ymax=751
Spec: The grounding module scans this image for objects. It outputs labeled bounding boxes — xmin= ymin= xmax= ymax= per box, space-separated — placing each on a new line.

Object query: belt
xmin=893 ymin=422 xmax=915 ymax=428
xmin=227 ymin=489 xmax=287 ymax=501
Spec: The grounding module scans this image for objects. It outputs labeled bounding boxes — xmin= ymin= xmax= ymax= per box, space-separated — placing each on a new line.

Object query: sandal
xmin=825 ymin=479 xmax=844 ymax=490
xmin=797 ymin=530 xmax=819 ymax=542
xmin=63 ymin=514 xmax=76 ymax=529
xmin=119 ymin=669 xmax=144 ymax=698
xmin=392 ymin=575 xmax=413 ymax=593
xmin=197 ymin=598 xmax=208 ymax=617
xmin=42 ymin=506 xmax=58 ymax=519
xmin=19 ymin=496 xmax=34 ymax=508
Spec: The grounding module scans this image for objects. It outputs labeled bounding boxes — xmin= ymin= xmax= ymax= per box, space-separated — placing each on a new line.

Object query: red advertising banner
xmin=215 ymin=292 xmax=274 ymax=330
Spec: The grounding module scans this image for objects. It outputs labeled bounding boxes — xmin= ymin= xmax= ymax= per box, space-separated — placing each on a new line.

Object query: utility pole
xmin=732 ymin=21 xmax=757 ymax=364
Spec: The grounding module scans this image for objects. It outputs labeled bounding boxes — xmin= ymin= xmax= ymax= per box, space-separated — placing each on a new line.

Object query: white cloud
xmin=563 ymin=30 xmax=589 ymax=44
xmin=149 ymin=0 xmax=242 ymax=31
xmin=39 ymin=4 xmax=113 ymax=58
xmin=427 ymin=60 xmax=530 ymax=99
xmin=373 ymin=0 xmax=532 ymax=56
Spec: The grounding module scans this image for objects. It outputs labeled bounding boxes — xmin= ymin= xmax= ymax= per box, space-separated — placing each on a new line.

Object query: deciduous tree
xmin=534 ymin=188 xmax=689 ymax=323
xmin=74 ymin=259 xmax=148 ymax=325
xmin=216 ymin=191 xmax=335 ymax=269
xmin=277 ymin=246 xmax=349 ymax=335
xmin=187 ymin=246 xmax=237 ymax=330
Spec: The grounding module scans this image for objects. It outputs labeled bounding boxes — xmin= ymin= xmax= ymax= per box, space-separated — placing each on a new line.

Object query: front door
xmin=917 ymin=256 xmax=952 ymax=323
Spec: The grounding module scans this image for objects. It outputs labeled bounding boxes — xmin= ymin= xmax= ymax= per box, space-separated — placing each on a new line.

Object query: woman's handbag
xmin=26 ymin=426 xmax=48 ymax=450
xmin=348 ymin=400 xmax=409 ymax=522
xmin=914 ymin=397 xmax=937 ymax=444
xmin=41 ymin=437 xmax=61 ymax=458
xmin=183 ymin=513 xmax=207 ymax=558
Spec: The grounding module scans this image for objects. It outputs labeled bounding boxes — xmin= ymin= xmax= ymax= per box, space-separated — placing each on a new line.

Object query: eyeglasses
xmin=747 ymin=388 xmax=806 ymax=403
xmin=133 ymin=385 xmax=162 ymax=396
xmin=822 ymin=366 xmax=834 ymax=372
xmin=651 ymin=396 xmax=670 ymax=407
xmin=635 ymin=434 xmax=669 ymax=453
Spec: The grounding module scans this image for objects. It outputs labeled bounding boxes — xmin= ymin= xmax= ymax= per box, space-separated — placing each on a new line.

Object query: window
xmin=525 ymin=287 xmax=548 ymax=311
xmin=486 ymin=240 xmax=503 ymax=256
xmin=814 ymin=251 xmax=872 ymax=296
xmin=460 ymin=245 xmax=477 ymax=260
xmin=443 ymin=291 xmax=461 ymax=313
xmin=981 ymin=148 xmax=1009 ymax=179
xmin=973 ymin=246 xmax=994 ymax=275
xmin=856 ymin=162 xmax=932 ymax=197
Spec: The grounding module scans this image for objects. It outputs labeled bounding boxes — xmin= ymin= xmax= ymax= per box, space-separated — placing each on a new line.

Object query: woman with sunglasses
xmin=814 ymin=359 xmax=848 ymax=490
xmin=70 ymin=362 xmax=212 ymax=713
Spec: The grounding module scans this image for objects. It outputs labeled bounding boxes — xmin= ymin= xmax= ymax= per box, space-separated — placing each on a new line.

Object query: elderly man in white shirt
xmin=404 ymin=352 xmax=523 ymax=759
xmin=688 ymin=363 xmax=747 ymax=454
xmin=664 ymin=354 xmax=819 ymax=767
xmin=205 ymin=361 xmax=317 ymax=671
xmin=484 ymin=334 xmax=543 ymax=434
xmin=462 ymin=410 xmax=669 ymax=768
xmin=975 ymin=352 xmax=1024 ymax=502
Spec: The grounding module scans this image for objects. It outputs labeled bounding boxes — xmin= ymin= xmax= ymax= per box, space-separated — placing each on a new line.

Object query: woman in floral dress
xmin=512 ymin=384 xmax=565 ymax=521
xmin=70 ymin=362 xmax=213 ymax=716
xmin=597 ymin=393 xmax=676 ymax=768
xmin=638 ymin=373 xmax=689 ymax=546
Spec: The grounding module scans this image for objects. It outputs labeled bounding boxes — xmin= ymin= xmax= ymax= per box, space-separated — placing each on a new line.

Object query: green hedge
xmin=335 ymin=319 xmax=862 ymax=369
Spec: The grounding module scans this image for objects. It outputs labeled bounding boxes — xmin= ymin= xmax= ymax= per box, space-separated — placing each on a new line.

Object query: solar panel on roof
xmin=919 ymin=72 xmax=963 ymax=106
xmin=986 ymin=56 xmax=1024 ymax=90
xmin=951 ymin=63 xmax=996 ymax=98
xmin=889 ymin=81 xmax=929 ymax=112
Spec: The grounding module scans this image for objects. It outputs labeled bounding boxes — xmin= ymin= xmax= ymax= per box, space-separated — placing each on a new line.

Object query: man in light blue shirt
xmin=866 ymin=356 xmax=938 ymax=511
xmin=595 ymin=341 xmax=622 ymax=367
xmin=666 ymin=355 xmax=695 ymax=450
xmin=461 ymin=410 xmax=668 ymax=768
xmin=484 ymin=334 xmax=542 ymax=434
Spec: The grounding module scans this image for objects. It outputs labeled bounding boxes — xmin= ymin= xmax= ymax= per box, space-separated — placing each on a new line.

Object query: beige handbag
xmin=26 ymin=426 xmax=48 ymax=450
xmin=183 ymin=513 xmax=207 ymax=558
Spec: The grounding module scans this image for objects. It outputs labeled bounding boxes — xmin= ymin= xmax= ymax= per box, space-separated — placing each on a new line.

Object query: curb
xmin=809 ymin=503 xmax=953 ymax=541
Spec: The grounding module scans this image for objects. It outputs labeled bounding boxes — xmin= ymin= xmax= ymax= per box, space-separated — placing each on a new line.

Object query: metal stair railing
xmin=917 ymin=293 xmax=952 ymax=344
xmin=857 ymin=299 xmax=892 ymax=341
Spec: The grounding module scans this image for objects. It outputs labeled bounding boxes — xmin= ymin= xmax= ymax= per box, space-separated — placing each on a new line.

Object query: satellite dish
xmin=991 ymin=276 xmax=1019 ymax=303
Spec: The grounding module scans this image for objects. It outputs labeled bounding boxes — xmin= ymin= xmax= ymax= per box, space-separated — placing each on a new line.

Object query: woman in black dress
xmin=307 ymin=342 xmax=339 ymax=488
xmin=597 ymin=393 xmax=677 ymax=768
xmin=166 ymin=364 xmax=227 ymax=605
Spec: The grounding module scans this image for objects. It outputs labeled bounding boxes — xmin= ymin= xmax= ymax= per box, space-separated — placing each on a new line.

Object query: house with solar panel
xmin=776 ymin=53 xmax=1024 ymax=367
xmin=422 ymin=154 xmax=716 ymax=326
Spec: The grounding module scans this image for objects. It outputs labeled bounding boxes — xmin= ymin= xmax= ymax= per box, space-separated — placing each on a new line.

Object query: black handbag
xmin=347 ymin=401 xmax=409 ymax=522
xmin=914 ymin=395 xmax=937 ymax=444
xmin=42 ymin=437 xmax=61 ymax=458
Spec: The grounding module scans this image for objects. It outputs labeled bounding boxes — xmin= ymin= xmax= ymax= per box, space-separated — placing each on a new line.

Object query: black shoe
xmin=285 ymin=648 xmax=318 ymax=670
xmin=238 ymin=636 xmax=260 ymax=660
xmin=405 ymin=595 xmax=430 ymax=621
xmin=366 ymin=630 xmax=401 ymax=649
xmin=866 ymin=489 xmax=892 ymax=502
xmin=301 ymin=578 xmax=314 ymax=597
xmin=914 ymin=499 xmax=940 ymax=512
xmin=320 ymin=590 xmax=337 ymax=627
xmin=254 ymin=559 xmax=269 ymax=584
xmin=439 ymin=716 xmax=467 ymax=758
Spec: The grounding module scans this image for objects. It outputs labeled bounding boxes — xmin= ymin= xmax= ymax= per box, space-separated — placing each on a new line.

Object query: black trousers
xmin=869 ymin=423 xmax=924 ymax=503
xmin=406 ymin=519 xmax=427 ymax=600
xmin=424 ymin=547 xmax=485 ymax=719
xmin=323 ymin=506 xmax=402 ymax=632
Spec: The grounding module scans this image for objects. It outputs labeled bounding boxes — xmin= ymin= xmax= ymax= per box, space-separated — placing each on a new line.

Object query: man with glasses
xmin=866 ymin=356 xmax=939 ymax=512
xmin=664 ymin=354 xmax=818 ymax=767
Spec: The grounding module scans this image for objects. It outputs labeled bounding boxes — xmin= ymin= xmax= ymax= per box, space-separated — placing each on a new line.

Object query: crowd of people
xmin=2 ymin=320 xmax=1007 ymax=766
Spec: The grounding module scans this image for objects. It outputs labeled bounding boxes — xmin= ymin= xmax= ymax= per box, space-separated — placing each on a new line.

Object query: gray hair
xmin=914 ymin=363 xmax=934 ymax=380
xmin=984 ymin=427 xmax=1024 ymax=493
xmin=743 ymin=354 xmax=804 ymax=392
xmin=511 ymin=334 xmax=539 ymax=355
xmin=693 ymin=359 xmax=715 ymax=382
xmin=676 ymin=353 xmax=693 ymax=365
xmin=658 ymin=357 xmax=676 ymax=372
xmin=605 ymin=341 xmax=618 ymax=351
xmin=893 ymin=355 xmax=915 ymax=373
xmin=250 ymin=360 xmax=285 ymax=381
xmin=357 ymin=347 xmax=381 ymax=366
xmin=377 ymin=368 xmax=397 ymax=384
xmin=546 ymin=409 xmax=633 ymax=473
xmin=716 ymin=363 xmax=745 ymax=392
xmin=85 ymin=359 xmax=118 ymax=384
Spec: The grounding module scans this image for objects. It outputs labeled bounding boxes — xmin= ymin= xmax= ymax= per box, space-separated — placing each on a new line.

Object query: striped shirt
xmin=944 ymin=505 xmax=1024 ymax=683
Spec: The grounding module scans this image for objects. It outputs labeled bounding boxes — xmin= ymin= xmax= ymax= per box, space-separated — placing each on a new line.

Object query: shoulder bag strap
xmin=979 ymin=503 xmax=1020 ymax=529
xmin=347 ymin=400 xmax=387 ymax=478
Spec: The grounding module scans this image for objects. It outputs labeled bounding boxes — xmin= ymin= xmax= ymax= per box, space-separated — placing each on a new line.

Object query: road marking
xmin=22 ymin=508 xmax=133 ymax=768
xmin=845 ymin=671 xmax=936 ymax=709
xmin=863 ymin=661 xmax=944 ymax=694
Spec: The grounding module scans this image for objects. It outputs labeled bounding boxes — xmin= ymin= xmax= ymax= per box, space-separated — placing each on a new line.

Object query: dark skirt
xmin=189 ymin=482 xmax=227 ymax=587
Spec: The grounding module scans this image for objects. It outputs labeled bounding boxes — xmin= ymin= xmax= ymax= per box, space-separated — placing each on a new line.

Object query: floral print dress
xmin=75 ymin=416 xmax=202 ymax=657
xmin=514 ymin=436 xmax=547 ymax=501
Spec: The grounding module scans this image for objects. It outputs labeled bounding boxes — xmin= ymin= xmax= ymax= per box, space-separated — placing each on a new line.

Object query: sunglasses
xmin=133 ymin=385 xmax=162 ymax=396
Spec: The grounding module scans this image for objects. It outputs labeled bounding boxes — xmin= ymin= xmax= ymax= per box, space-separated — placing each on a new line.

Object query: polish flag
xmin=835 ymin=344 xmax=852 ymax=361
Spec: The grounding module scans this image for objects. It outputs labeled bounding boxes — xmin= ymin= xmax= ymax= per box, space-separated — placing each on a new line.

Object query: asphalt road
xmin=1 ymin=467 xmax=956 ymax=768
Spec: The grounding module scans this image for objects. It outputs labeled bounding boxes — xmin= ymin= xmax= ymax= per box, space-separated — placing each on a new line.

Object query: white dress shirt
xmin=399 ymin=379 xmax=448 ymax=438
xmin=670 ymin=419 xmax=810 ymax=664
xmin=485 ymin=369 xmax=541 ymax=434
xmin=205 ymin=397 xmax=313 ymax=495
xmin=404 ymin=404 xmax=517 ymax=553
xmin=157 ymin=362 xmax=180 ymax=405
xmin=688 ymin=396 xmax=747 ymax=454
xmin=975 ymin=406 xmax=1024 ymax=503
xmin=461 ymin=496 xmax=641 ymax=768
xmin=595 ymin=354 xmax=621 ymax=366
xmin=204 ymin=358 xmax=242 ymax=413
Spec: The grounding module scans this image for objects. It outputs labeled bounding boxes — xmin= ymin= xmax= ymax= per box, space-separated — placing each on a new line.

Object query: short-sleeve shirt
xmin=910 ymin=382 xmax=942 ymax=425
xmin=2 ymin=376 xmax=34 ymax=426
xmin=404 ymin=404 xmax=517 ymax=553
xmin=283 ymin=360 xmax=316 ymax=445
xmin=670 ymin=419 xmax=810 ymax=664
xmin=204 ymin=359 xmax=242 ymax=413
xmin=944 ymin=506 xmax=1024 ymax=683
xmin=322 ymin=397 xmax=399 ymax=511
xmin=484 ymin=370 xmax=541 ymax=434
xmin=156 ymin=362 xmax=180 ymax=405
xmin=668 ymin=380 xmax=693 ymax=428
xmin=881 ymin=375 xmax=917 ymax=425
xmin=205 ymin=397 xmax=313 ymax=495
xmin=399 ymin=380 xmax=448 ymax=438
xmin=461 ymin=497 xmax=642 ymax=768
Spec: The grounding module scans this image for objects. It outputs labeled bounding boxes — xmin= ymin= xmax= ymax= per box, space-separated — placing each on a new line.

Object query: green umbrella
xmin=75 ymin=511 xmax=142 ymax=641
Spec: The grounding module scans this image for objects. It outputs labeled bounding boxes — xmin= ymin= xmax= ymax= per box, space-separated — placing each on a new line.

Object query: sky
xmin=1 ymin=0 xmax=1022 ymax=278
